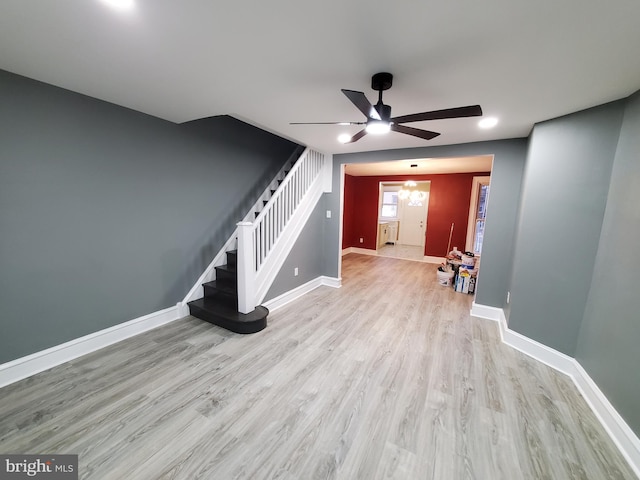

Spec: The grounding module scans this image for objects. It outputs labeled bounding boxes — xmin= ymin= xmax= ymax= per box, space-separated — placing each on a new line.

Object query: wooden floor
xmin=0 ymin=254 xmax=636 ymax=479
xmin=377 ymin=244 xmax=426 ymax=262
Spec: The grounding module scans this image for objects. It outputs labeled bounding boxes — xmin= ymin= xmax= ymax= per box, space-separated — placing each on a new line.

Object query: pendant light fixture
xmin=398 ymin=180 xmax=427 ymax=202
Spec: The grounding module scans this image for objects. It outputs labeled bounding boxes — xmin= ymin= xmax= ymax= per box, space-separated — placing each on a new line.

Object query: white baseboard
xmin=342 ymin=247 xmax=376 ymax=256
xmin=0 ymin=306 xmax=181 ymax=389
xmin=470 ymin=302 xmax=503 ymax=322
xmin=471 ymin=303 xmax=640 ymax=478
xmin=423 ymin=255 xmax=445 ymax=264
xmin=320 ymin=276 xmax=342 ymax=288
xmin=176 ymin=302 xmax=191 ymax=318
xmin=502 ymin=327 xmax=577 ymax=377
xmin=263 ymin=276 xmax=341 ymax=312
xmin=572 ymin=361 xmax=640 ymax=478
xmin=343 ymin=248 xmax=442 ymax=265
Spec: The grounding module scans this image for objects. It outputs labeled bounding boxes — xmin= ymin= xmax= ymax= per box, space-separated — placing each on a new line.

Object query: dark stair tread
xmin=263 ymin=200 xmax=268 ymax=206
xmin=215 ymin=263 xmax=237 ymax=274
xmin=188 ymin=298 xmax=267 ymax=334
xmin=203 ymin=280 xmax=237 ymax=295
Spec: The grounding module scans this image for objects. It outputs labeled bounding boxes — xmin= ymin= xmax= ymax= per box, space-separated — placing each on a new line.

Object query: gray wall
xmin=264 ymin=200 xmax=329 ymax=301
xmin=329 ymin=139 xmax=528 ymax=307
xmin=476 ymin=144 xmax=527 ymax=310
xmin=0 ymin=70 xmax=299 ymax=363
xmin=507 ymin=101 xmax=625 ymax=356
xmin=576 ymin=91 xmax=640 ymax=434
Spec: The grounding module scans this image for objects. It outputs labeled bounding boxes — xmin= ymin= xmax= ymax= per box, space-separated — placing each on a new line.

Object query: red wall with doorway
xmin=342 ymin=172 xmax=490 ymax=256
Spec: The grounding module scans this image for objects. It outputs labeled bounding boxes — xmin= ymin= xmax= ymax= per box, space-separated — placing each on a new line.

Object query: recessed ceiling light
xmin=338 ymin=133 xmax=352 ymax=144
xmin=100 ymin=0 xmax=134 ymax=10
xmin=478 ymin=117 xmax=498 ymax=129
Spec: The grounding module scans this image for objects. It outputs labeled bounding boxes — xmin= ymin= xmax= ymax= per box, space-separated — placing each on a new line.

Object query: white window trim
xmin=465 ymin=176 xmax=491 ymax=253
xmin=379 ymin=183 xmax=402 ymax=221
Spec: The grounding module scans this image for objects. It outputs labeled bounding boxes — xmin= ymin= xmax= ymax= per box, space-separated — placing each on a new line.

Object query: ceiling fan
xmin=291 ymin=72 xmax=483 ymax=143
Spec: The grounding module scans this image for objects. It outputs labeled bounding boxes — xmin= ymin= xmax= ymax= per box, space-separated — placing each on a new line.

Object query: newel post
xmin=236 ymin=222 xmax=256 ymax=314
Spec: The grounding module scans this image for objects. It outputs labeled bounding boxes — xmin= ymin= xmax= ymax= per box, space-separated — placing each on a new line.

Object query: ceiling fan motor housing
xmin=372 ymin=73 xmax=393 ymax=121
xmin=371 ymin=72 xmax=393 ymax=91
xmin=375 ymin=103 xmax=392 ymax=121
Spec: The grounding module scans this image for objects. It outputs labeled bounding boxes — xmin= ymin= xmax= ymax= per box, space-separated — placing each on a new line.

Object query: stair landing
xmin=188 ymin=298 xmax=268 ymax=334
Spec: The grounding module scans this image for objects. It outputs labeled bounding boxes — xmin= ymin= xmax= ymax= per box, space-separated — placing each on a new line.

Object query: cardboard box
xmin=455 ymin=270 xmax=471 ymax=294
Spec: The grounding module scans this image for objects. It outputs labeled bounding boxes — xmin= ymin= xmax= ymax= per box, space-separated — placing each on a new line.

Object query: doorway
xmin=340 ymin=155 xmax=494 ymax=272
xmin=377 ymin=181 xmax=430 ymax=261
xmin=398 ymin=188 xmax=429 ymax=247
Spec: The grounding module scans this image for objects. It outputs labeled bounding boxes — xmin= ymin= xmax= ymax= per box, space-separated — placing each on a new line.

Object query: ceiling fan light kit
xmin=291 ymin=72 xmax=483 ymax=144
xmin=365 ymin=120 xmax=391 ymax=135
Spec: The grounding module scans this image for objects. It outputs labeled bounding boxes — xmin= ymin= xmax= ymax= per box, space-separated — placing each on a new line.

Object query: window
xmin=380 ymin=191 xmax=398 ymax=218
xmin=465 ymin=176 xmax=491 ymax=255
xmin=473 ymin=184 xmax=490 ymax=253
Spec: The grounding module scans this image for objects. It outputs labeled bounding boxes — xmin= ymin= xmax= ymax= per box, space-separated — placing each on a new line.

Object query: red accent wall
xmin=342 ymin=174 xmax=357 ymax=249
xmin=342 ymin=172 xmax=490 ymax=256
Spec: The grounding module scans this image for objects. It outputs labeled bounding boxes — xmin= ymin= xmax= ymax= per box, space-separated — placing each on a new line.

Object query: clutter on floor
xmin=436 ymin=247 xmax=478 ymax=294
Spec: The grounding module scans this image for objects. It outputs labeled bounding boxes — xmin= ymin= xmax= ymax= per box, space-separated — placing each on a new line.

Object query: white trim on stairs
xmin=0 ymin=305 xmax=181 ymax=389
xmin=181 ymin=147 xmax=306 ymax=309
xmin=254 ymin=176 xmax=327 ymax=305
xmin=471 ymin=302 xmax=640 ymax=479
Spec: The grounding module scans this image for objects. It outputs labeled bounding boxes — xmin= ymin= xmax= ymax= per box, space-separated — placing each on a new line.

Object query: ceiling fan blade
xmin=391 ymin=124 xmax=440 ymax=140
xmin=391 ymin=105 xmax=483 ymax=124
xmin=344 ymin=129 xmax=368 ymax=144
xmin=341 ymin=89 xmax=381 ymax=121
xmin=289 ymin=121 xmax=366 ymax=125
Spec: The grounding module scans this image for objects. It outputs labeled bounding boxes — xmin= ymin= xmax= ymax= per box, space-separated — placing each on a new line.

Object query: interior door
xmin=398 ymin=192 xmax=429 ymax=246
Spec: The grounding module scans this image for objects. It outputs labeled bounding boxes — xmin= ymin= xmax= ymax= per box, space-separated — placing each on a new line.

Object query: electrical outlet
xmin=326 ymin=210 xmax=331 ymax=218
xmin=507 ymin=291 xmax=511 ymax=304
xmin=359 ymin=237 xmax=364 ymax=243
xmin=294 ymin=267 xmax=299 ymax=276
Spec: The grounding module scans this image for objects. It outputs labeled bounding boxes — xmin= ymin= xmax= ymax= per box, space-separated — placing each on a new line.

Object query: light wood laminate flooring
xmin=0 ymin=254 xmax=636 ymax=479
xmin=377 ymin=244 xmax=427 ymax=262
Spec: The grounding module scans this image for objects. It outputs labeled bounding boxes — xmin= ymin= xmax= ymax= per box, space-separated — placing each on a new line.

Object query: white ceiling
xmin=345 ymin=156 xmax=493 ymax=176
xmin=1 ymin=0 xmax=639 ymax=155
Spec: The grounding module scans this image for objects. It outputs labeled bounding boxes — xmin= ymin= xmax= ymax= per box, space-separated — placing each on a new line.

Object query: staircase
xmin=184 ymin=147 xmax=328 ymax=334
xmin=187 ymin=249 xmax=268 ymax=334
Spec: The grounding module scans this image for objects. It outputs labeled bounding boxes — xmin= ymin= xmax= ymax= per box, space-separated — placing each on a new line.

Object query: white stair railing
xmin=179 ymin=146 xmax=304 ymax=314
xmin=237 ymin=148 xmax=328 ymax=313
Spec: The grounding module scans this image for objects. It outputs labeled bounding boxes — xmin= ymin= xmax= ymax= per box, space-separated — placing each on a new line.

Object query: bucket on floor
xmin=436 ymin=270 xmax=455 ymax=286
xmin=461 ymin=254 xmax=476 ymax=267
